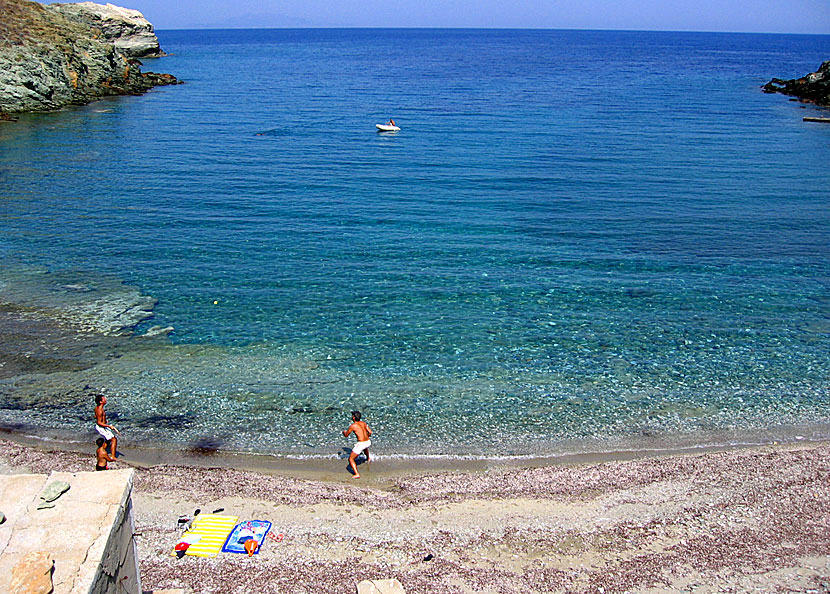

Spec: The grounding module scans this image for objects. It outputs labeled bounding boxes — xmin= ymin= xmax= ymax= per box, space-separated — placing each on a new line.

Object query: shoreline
xmin=2 ymin=421 xmax=829 ymax=482
xmin=0 ymin=260 xmax=827 ymax=470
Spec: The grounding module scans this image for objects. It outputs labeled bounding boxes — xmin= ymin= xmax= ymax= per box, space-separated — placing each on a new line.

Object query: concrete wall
xmin=0 ymin=468 xmax=142 ymax=594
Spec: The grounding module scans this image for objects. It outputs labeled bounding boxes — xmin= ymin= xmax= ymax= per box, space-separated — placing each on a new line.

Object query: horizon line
xmin=153 ymin=26 xmax=830 ymax=36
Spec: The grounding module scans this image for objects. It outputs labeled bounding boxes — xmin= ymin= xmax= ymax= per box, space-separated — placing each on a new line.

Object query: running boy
xmin=342 ymin=410 xmax=372 ymax=479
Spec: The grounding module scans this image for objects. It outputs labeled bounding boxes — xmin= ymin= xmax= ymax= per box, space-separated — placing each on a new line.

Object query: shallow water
xmin=0 ymin=29 xmax=828 ymax=457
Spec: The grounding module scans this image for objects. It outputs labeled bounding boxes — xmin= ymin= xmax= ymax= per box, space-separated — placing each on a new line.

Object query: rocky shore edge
xmin=0 ymin=0 xmax=180 ymax=116
xmin=763 ymin=60 xmax=830 ymax=106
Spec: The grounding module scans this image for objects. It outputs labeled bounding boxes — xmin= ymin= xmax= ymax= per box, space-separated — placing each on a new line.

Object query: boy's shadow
xmin=338 ymin=447 xmax=369 ymax=476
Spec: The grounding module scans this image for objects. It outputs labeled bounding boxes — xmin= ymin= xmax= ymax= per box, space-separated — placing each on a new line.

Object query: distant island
xmin=0 ymin=0 xmax=180 ymax=116
xmin=763 ymin=61 xmax=830 ymax=106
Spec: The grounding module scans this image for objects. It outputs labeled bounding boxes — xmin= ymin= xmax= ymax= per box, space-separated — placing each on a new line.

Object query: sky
xmin=46 ymin=0 xmax=830 ymax=33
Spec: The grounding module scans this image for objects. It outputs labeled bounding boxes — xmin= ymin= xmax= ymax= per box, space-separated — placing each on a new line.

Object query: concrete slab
xmin=0 ymin=469 xmax=140 ymax=594
xmin=0 ymin=474 xmax=46 ymax=551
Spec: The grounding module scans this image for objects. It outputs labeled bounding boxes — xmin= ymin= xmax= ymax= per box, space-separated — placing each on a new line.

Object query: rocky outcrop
xmin=0 ymin=0 xmax=179 ymax=114
xmin=48 ymin=1 xmax=164 ymax=58
xmin=763 ymin=61 xmax=830 ymax=106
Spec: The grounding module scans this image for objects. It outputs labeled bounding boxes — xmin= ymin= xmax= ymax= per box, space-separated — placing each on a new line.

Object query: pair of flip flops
xmin=174 ymin=533 xmax=203 ymax=557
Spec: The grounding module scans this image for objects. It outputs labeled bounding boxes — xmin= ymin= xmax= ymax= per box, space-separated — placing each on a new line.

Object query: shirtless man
xmin=95 ymin=437 xmax=116 ymax=471
xmin=342 ymin=410 xmax=372 ymax=479
xmin=94 ymin=394 xmax=120 ymax=458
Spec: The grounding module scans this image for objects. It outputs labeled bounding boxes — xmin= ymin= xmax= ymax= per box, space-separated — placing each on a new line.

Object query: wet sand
xmin=1 ymin=437 xmax=828 ymax=593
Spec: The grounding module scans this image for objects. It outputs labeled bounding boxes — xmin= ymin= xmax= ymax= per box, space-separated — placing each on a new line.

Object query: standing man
xmin=342 ymin=410 xmax=372 ymax=479
xmin=94 ymin=393 xmax=120 ymax=459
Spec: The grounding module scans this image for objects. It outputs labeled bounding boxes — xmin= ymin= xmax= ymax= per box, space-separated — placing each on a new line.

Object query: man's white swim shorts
xmin=352 ymin=439 xmax=371 ymax=455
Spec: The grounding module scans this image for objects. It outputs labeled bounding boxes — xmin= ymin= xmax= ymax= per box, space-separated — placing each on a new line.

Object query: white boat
xmin=376 ymin=123 xmax=400 ymax=132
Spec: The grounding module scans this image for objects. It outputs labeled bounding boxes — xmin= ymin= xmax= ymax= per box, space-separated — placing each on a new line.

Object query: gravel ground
xmin=1 ymin=439 xmax=828 ymax=594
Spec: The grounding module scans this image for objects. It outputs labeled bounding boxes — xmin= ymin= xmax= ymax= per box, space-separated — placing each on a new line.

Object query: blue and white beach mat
xmin=222 ymin=520 xmax=272 ymax=554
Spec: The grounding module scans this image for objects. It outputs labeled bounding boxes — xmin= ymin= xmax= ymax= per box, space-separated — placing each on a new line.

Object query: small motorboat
xmin=376 ymin=123 xmax=400 ymax=132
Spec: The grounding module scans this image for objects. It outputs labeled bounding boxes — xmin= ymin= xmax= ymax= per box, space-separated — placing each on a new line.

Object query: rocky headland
xmin=49 ymin=1 xmax=166 ymax=58
xmin=763 ymin=60 xmax=830 ymax=106
xmin=0 ymin=0 xmax=179 ymax=115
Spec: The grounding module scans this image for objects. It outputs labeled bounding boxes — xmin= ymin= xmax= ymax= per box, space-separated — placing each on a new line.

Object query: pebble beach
xmin=1 ymin=438 xmax=828 ymax=593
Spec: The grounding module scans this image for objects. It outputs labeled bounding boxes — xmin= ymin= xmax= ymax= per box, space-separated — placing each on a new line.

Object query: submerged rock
xmin=0 ymin=267 xmax=160 ymax=336
xmin=0 ymin=0 xmax=180 ymax=114
xmin=763 ymin=61 xmax=830 ymax=106
xmin=141 ymin=325 xmax=174 ymax=338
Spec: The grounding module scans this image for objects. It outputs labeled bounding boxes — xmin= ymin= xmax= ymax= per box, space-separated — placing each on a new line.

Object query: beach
xmin=1 ymin=437 xmax=828 ymax=593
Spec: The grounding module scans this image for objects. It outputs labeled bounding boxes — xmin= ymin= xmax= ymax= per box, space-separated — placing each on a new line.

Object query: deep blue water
xmin=0 ymin=29 xmax=828 ymax=456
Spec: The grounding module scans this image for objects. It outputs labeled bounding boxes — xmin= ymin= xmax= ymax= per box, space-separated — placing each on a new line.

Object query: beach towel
xmin=222 ymin=520 xmax=272 ymax=555
xmin=173 ymin=513 xmax=239 ymax=558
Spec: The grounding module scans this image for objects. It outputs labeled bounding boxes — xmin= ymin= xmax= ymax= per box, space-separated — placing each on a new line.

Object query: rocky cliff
xmin=0 ymin=0 xmax=179 ymax=114
xmin=49 ymin=1 xmax=164 ymax=58
xmin=763 ymin=61 xmax=830 ymax=107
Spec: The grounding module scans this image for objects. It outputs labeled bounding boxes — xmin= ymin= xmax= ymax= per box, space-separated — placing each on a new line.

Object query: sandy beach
xmin=1 ymin=437 xmax=828 ymax=594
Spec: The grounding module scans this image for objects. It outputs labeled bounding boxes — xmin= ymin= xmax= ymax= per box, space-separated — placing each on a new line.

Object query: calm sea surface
xmin=0 ymin=29 xmax=828 ymax=457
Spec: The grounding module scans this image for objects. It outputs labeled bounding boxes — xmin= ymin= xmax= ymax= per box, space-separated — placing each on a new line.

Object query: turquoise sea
xmin=0 ymin=29 xmax=828 ymax=458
